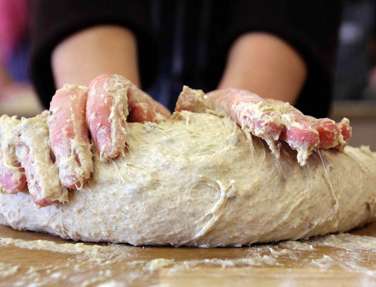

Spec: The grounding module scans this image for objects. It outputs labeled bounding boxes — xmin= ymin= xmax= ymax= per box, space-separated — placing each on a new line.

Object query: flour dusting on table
xmin=1 ymin=231 xmax=376 ymax=286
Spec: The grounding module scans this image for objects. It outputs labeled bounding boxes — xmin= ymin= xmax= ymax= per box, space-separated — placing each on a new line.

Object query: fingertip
xmin=338 ymin=118 xmax=352 ymax=142
xmin=316 ymin=119 xmax=340 ymax=149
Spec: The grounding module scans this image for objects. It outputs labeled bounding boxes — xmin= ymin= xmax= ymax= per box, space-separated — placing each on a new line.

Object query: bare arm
xmin=218 ymin=33 xmax=307 ymax=104
xmin=52 ymin=25 xmax=140 ymax=87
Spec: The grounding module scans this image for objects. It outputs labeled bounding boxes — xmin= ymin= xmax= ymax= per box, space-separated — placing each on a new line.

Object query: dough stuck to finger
xmin=87 ymin=74 xmax=129 ymax=160
xmin=16 ymin=112 xmax=67 ymax=206
xmin=49 ymin=85 xmax=93 ymax=189
xmin=0 ymin=115 xmax=26 ymax=193
xmin=176 ymin=87 xmax=353 ymax=166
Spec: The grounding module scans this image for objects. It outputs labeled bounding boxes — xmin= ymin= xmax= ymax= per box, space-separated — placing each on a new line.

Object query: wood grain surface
xmin=1 ymin=223 xmax=376 ymax=286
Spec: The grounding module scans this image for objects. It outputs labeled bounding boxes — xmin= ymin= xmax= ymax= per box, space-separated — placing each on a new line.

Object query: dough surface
xmin=0 ymin=111 xmax=376 ymax=247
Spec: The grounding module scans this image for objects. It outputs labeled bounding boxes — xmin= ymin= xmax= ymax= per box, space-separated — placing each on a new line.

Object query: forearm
xmin=219 ymin=33 xmax=307 ymax=103
xmin=52 ymin=25 xmax=140 ymax=88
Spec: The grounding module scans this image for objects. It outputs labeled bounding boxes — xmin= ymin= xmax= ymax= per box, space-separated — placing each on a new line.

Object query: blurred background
xmin=332 ymin=0 xmax=376 ymax=147
xmin=0 ymin=0 xmax=375 ymax=147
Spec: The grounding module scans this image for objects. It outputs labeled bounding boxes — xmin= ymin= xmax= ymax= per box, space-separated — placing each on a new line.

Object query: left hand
xmin=176 ymin=87 xmax=352 ymax=166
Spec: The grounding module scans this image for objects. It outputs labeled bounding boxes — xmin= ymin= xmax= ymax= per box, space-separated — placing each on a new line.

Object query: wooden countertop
xmin=2 ymin=223 xmax=376 ymax=286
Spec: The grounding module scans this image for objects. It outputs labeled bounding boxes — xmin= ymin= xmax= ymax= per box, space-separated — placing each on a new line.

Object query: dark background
xmin=0 ymin=0 xmax=375 ymax=147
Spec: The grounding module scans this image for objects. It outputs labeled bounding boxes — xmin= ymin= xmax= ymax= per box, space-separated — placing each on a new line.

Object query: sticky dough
xmin=0 ymin=111 xmax=376 ymax=247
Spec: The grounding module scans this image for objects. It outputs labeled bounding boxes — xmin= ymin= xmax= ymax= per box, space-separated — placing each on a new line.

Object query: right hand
xmin=49 ymin=74 xmax=170 ymax=189
xmin=0 ymin=74 xmax=170 ymax=205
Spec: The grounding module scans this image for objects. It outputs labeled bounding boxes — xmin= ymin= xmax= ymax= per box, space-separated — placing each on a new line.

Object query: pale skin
xmin=52 ymin=26 xmax=140 ymax=87
xmin=0 ymin=25 xmax=352 ymax=205
xmin=219 ymin=33 xmax=307 ymax=103
xmin=52 ymin=27 xmax=306 ymax=103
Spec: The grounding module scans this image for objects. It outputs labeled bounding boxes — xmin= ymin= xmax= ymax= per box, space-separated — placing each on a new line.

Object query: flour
xmin=96 ymin=280 xmax=125 ymax=287
xmin=311 ymin=233 xmax=376 ymax=251
xmin=0 ymin=237 xmax=106 ymax=257
xmin=2 ymin=231 xmax=376 ymax=286
xmin=0 ymin=262 xmax=19 ymax=278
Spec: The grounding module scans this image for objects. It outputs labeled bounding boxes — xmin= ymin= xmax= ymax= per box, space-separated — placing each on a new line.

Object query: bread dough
xmin=0 ymin=111 xmax=375 ymax=247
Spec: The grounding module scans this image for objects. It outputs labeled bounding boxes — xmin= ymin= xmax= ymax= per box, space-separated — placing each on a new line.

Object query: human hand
xmin=176 ymin=87 xmax=351 ymax=165
xmin=0 ymin=74 xmax=170 ymax=205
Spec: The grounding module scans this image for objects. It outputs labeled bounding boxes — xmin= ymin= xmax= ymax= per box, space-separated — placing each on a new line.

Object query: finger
xmin=127 ymin=85 xmax=170 ymax=122
xmin=281 ymin=124 xmax=320 ymax=165
xmin=49 ymin=85 xmax=93 ymax=189
xmin=314 ymin=118 xmax=341 ymax=149
xmin=337 ymin=118 xmax=352 ymax=145
xmin=16 ymin=113 xmax=67 ymax=206
xmin=0 ymin=115 xmax=26 ymax=193
xmin=232 ymin=99 xmax=285 ymax=156
xmin=278 ymin=106 xmax=320 ymax=165
xmin=305 ymin=117 xmax=352 ymax=151
xmin=175 ymin=86 xmax=208 ymax=112
xmin=87 ymin=74 xmax=129 ymax=160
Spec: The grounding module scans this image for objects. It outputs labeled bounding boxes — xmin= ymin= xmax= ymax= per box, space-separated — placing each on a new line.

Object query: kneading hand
xmin=0 ymin=74 xmax=170 ymax=206
xmin=49 ymin=74 xmax=169 ymax=188
xmin=176 ymin=87 xmax=352 ymax=166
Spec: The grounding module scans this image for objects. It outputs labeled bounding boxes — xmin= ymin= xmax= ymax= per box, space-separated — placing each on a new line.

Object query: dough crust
xmin=0 ymin=111 xmax=376 ymax=247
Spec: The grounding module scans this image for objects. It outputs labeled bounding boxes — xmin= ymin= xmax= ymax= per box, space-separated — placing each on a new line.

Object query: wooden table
xmin=1 ymin=223 xmax=376 ymax=286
